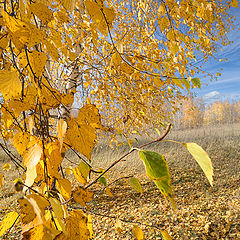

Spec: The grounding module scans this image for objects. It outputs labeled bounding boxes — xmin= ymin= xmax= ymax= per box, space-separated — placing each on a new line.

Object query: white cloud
xmin=204 ymin=91 xmax=221 ymax=100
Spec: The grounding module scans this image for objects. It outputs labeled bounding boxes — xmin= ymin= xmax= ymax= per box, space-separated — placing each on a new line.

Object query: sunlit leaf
xmin=58 ymin=0 xmax=76 ymax=11
xmin=56 ymin=178 xmax=72 ymax=200
xmin=73 ymin=161 xmax=90 ymax=185
xmin=66 ymin=210 xmax=90 ymax=240
xmin=22 ymin=224 xmax=60 ymax=240
xmin=105 ymin=187 xmax=113 ymax=198
xmin=18 ymin=198 xmax=36 ymax=225
xmin=115 ymin=219 xmax=123 ymax=234
xmin=87 ymin=215 xmax=95 ymax=238
xmin=23 ymin=143 xmax=42 ymax=170
xmin=0 ymin=211 xmax=19 ymax=237
xmin=0 ymin=174 xmax=4 ymax=189
xmin=2 ymin=11 xmax=45 ymax=50
xmin=161 ymin=230 xmax=172 ymax=240
xmin=28 ymin=51 xmax=48 ymax=77
xmin=132 ymin=225 xmax=144 ymax=240
xmin=231 ymin=0 xmax=239 ymax=8
xmin=26 ymin=194 xmax=49 ymax=217
xmin=2 ymin=163 xmax=11 ymax=171
xmin=0 ymin=69 xmax=21 ymax=101
xmin=65 ymin=104 xmax=102 ymax=159
xmin=183 ymin=143 xmax=213 ymax=186
xmin=13 ymin=132 xmax=30 ymax=155
xmin=85 ymin=0 xmax=115 ymax=35
xmin=29 ymin=2 xmax=54 ymax=24
xmin=72 ymin=186 xmax=93 ymax=206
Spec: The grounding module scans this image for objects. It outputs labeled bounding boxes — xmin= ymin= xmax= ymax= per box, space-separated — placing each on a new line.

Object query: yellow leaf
xmin=132 ymin=225 xmax=144 ymax=240
xmin=87 ymin=215 xmax=95 ymax=238
xmin=0 ymin=211 xmax=19 ymax=237
xmin=61 ymin=93 xmax=74 ymax=106
xmin=0 ymin=34 xmax=9 ymax=49
xmin=2 ymin=163 xmax=11 ymax=171
xmin=111 ymin=52 xmax=122 ymax=66
xmin=38 ymin=86 xmax=61 ymax=110
xmin=161 ymin=230 xmax=172 ymax=240
xmin=231 ymin=0 xmax=239 ymax=7
xmin=56 ymin=178 xmax=72 ymax=200
xmin=115 ymin=219 xmax=123 ymax=234
xmin=77 ymin=104 xmax=103 ymax=129
xmin=172 ymin=78 xmax=184 ymax=89
xmin=2 ymin=11 xmax=45 ymax=50
xmin=58 ymin=0 xmax=76 ymax=11
xmin=72 ymin=161 xmax=90 ymax=184
xmin=22 ymin=224 xmax=60 ymax=240
xmin=28 ymin=115 xmax=34 ymax=134
xmin=65 ymin=119 xmax=95 ymax=159
xmin=46 ymin=141 xmax=63 ymax=174
xmin=0 ymin=69 xmax=21 ymax=101
xmin=22 ymin=143 xmax=42 ymax=188
xmin=105 ymin=187 xmax=113 ymax=198
xmin=183 ymin=143 xmax=213 ymax=186
xmin=13 ymin=132 xmax=30 ymax=155
xmin=128 ymin=139 xmax=133 ymax=148
xmin=0 ymin=174 xmax=4 ymax=189
xmin=8 ymin=85 xmax=37 ymax=114
xmin=65 ymin=166 xmax=72 ymax=175
xmin=129 ymin=177 xmax=143 ymax=193
xmin=57 ymin=119 xmax=67 ymax=150
xmin=18 ymin=198 xmax=36 ymax=225
xmin=23 ymin=143 xmax=42 ymax=170
xmin=49 ymin=198 xmax=64 ymax=220
xmin=85 ymin=0 xmax=115 ymax=35
xmin=28 ymin=50 xmax=48 ymax=77
xmin=26 ymin=194 xmax=49 ymax=217
xmin=24 ymin=166 xmax=37 ymax=189
xmin=29 ymin=2 xmax=54 ymax=24
xmin=66 ymin=210 xmax=90 ymax=240
xmin=121 ymin=62 xmax=135 ymax=75
xmin=44 ymin=40 xmax=60 ymax=61
xmin=72 ymin=186 xmax=93 ymax=206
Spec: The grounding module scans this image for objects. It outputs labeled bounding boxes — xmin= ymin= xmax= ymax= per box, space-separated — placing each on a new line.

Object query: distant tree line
xmin=171 ymin=97 xmax=240 ymax=129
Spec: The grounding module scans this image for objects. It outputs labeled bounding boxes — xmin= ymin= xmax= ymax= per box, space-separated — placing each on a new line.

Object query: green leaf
xmin=191 ymin=77 xmax=201 ymax=88
xmin=129 ymin=177 xmax=143 ymax=193
xmin=139 ymin=150 xmax=175 ymax=209
xmin=183 ymin=143 xmax=213 ymax=186
xmin=98 ymin=176 xmax=107 ymax=186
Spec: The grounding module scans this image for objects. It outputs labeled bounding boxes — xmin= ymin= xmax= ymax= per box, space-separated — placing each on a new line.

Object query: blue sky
xmin=194 ymin=7 xmax=240 ymax=103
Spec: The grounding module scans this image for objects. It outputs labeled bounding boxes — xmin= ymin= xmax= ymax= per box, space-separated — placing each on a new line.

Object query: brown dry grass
xmin=0 ymin=123 xmax=240 ymax=239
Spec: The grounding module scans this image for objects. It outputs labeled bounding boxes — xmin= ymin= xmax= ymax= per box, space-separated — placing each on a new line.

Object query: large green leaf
xmin=183 ymin=143 xmax=213 ymax=186
xmin=139 ymin=150 xmax=175 ymax=209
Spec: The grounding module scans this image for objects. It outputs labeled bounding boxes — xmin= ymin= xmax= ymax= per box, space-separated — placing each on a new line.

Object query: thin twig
xmin=85 ymin=124 xmax=171 ymax=189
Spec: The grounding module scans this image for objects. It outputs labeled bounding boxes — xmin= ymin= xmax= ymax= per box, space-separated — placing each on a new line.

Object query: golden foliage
xmin=0 ymin=0 xmax=236 ymax=238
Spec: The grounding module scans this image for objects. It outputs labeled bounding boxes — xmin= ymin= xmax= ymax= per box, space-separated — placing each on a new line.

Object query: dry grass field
xmin=0 ymin=124 xmax=240 ymax=239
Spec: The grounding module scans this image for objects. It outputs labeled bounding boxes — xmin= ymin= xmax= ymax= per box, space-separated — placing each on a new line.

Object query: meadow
xmin=0 ymin=123 xmax=239 ymax=239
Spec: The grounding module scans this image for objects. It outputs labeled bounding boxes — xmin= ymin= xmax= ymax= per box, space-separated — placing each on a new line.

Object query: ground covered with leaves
xmin=0 ymin=125 xmax=240 ymax=239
